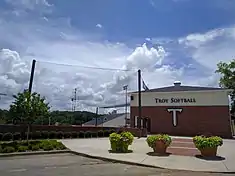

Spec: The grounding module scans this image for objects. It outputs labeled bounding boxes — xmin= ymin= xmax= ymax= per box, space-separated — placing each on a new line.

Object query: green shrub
xmin=2 ymin=133 xmax=13 ymax=141
xmin=2 ymin=146 xmax=15 ymax=153
xmin=57 ymin=131 xmax=64 ymax=139
xmin=85 ymin=131 xmax=91 ymax=138
xmin=41 ymin=131 xmax=49 ymax=139
xmin=0 ymin=133 xmax=3 ymax=141
xmin=13 ymin=132 xmax=21 ymax=141
xmin=109 ymin=132 xmax=134 ymax=153
xmin=193 ymin=135 xmax=223 ymax=150
xmin=98 ymin=130 xmax=104 ymax=137
xmin=0 ymin=145 xmax=2 ymax=153
xmin=43 ymin=144 xmax=54 ymax=151
xmin=78 ymin=131 xmax=84 ymax=138
xmin=48 ymin=131 xmax=56 ymax=139
xmin=71 ymin=131 xmax=78 ymax=138
xmin=31 ymin=145 xmax=40 ymax=151
xmin=110 ymin=129 xmax=116 ymax=133
xmin=91 ymin=131 xmax=97 ymax=138
xmin=64 ymin=132 xmax=72 ymax=139
xmin=18 ymin=146 xmax=28 ymax=152
xmin=103 ymin=130 xmax=110 ymax=137
xmin=146 ymin=134 xmax=172 ymax=149
xmin=32 ymin=131 xmax=41 ymax=139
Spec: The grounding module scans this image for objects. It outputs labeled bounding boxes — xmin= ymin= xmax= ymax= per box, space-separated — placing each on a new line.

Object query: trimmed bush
xmin=32 ymin=131 xmax=41 ymax=139
xmin=146 ymin=134 xmax=172 ymax=149
xmin=41 ymin=131 xmax=49 ymax=139
xmin=98 ymin=130 xmax=104 ymax=137
xmin=13 ymin=132 xmax=21 ymax=141
xmin=71 ymin=131 xmax=78 ymax=138
xmin=2 ymin=146 xmax=15 ymax=153
xmin=0 ymin=133 xmax=3 ymax=141
xmin=85 ymin=131 xmax=91 ymax=138
xmin=78 ymin=131 xmax=84 ymax=138
xmin=2 ymin=133 xmax=13 ymax=141
xmin=91 ymin=131 xmax=97 ymax=138
xmin=48 ymin=131 xmax=56 ymax=139
xmin=18 ymin=146 xmax=28 ymax=152
xmin=103 ymin=130 xmax=110 ymax=137
xmin=43 ymin=144 xmax=53 ymax=151
xmin=57 ymin=131 xmax=64 ymax=139
xmin=64 ymin=132 xmax=72 ymax=139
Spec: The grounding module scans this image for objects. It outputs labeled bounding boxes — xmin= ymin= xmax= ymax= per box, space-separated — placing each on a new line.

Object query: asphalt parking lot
xmin=0 ymin=153 xmax=233 ymax=176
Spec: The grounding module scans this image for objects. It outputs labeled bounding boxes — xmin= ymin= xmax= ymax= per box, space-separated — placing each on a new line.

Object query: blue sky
xmin=0 ymin=0 xmax=235 ymax=110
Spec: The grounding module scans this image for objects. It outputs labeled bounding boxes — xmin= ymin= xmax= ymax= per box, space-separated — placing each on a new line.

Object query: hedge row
xmin=0 ymin=140 xmax=66 ymax=153
xmin=0 ymin=129 xmax=117 ymax=141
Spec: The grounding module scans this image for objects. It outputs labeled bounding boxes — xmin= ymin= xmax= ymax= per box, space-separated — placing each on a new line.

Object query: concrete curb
xmin=0 ymin=149 xmax=71 ymax=158
xmin=68 ymin=150 xmax=235 ymax=174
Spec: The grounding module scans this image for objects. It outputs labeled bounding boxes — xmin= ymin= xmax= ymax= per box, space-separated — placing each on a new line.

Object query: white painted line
xmin=9 ymin=168 xmax=27 ymax=172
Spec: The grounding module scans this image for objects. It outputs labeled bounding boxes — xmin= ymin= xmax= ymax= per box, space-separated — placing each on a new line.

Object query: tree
xmin=9 ymin=90 xmax=50 ymax=141
xmin=216 ymin=59 xmax=235 ymax=114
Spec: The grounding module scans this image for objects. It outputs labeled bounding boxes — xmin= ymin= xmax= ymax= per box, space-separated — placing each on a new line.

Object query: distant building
xmin=82 ymin=113 xmax=130 ymax=127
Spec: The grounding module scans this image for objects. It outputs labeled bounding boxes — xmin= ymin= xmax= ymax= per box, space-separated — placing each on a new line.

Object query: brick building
xmin=130 ymin=81 xmax=233 ymax=138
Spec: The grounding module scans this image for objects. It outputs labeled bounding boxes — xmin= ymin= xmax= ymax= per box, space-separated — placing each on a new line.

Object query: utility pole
xmin=71 ymin=88 xmax=78 ymax=112
xmin=123 ymin=85 xmax=128 ymax=127
xmin=138 ymin=69 xmax=142 ymax=138
xmin=28 ymin=59 xmax=36 ymax=93
xmin=95 ymin=107 xmax=99 ymax=127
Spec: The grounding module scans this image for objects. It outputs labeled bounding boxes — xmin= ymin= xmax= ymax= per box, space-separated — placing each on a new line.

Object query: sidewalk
xmin=61 ymin=137 xmax=235 ymax=173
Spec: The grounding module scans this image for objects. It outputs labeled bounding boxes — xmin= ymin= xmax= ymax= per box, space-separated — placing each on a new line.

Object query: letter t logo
xmin=167 ymin=108 xmax=182 ymax=127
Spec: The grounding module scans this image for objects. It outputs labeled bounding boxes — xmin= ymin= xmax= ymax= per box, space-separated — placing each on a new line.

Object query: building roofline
xmin=128 ymin=88 xmax=233 ymax=95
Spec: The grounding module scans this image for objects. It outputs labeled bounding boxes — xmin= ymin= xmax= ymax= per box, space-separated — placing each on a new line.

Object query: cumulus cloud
xmin=0 ymin=0 xmax=233 ymax=113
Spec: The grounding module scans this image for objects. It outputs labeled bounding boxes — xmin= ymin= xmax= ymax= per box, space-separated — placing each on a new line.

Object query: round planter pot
xmin=153 ymin=140 xmax=167 ymax=154
xmin=200 ymin=147 xmax=218 ymax=157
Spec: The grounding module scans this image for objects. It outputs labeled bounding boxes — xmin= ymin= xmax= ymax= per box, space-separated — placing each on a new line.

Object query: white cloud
xmin=179 ymin=26 xmax=235 ymax=70
xmin=96 ymin=23 xmax=103 ymax=28
xmin=0 ymin=1 xmax=231 ymax=112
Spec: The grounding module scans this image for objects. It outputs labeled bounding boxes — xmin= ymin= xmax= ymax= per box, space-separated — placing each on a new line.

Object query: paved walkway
xmin=61 ymin=137 xmax=235 ymax=173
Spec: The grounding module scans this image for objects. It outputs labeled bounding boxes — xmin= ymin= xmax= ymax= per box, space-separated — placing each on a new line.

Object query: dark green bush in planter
xmin=48 ymin=131 xmax=56 ymax=139
xmin=78 ymin=131 xmax=85 ymax=138
xmin=64 ymin=132 xmax=72 ymax=139
xmin=146 ymin=134 xmax=172 ymax=154
xmin=85 ymin=131 xmax=91 ymax=138
xmin=13 ymin=132 xmax=21 ymax=141
xmin=71 ymin=131 xmax=78 ymax=138
xmin=41 ymin=131 xmax=49 ymax=139
xmin=98 ymin=130 xmax=104 ymax=137
xmin=91 ymin=131 xmax=97 ymax=138
xmin=109 ymin=131 xmax=134 ymax=153
xmin=103 ymin=130 xmax=110 ymax=137
xmin=32 ymin=131 xmax=41 ymax=139
xmin=0 ymin=133 xmax=3 ymax=141
xmin=57 ymin=131 xmax=64 ymax=139
xmin=2 ymin=133 xmax=13 ymax=141
xmin=193 ymin=135 xmax=223 ymax=157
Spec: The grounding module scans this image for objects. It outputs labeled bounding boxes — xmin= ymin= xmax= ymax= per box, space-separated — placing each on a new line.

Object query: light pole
xmin=123 ymin=85 xmax=128 ymax=127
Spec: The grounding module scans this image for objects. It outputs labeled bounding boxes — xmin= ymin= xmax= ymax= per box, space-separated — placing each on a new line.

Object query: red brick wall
xmin=131 ymin=106 xmax=232 ymax=138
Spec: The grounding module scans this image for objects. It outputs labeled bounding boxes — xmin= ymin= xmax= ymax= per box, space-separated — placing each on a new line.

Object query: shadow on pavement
xmin=108 ymin=150 xmax=133 ymax=154
xmin=146 ymin=152 xmax=172 ymax=157
xmin=195 ymin=155 xmax=225 ymax=161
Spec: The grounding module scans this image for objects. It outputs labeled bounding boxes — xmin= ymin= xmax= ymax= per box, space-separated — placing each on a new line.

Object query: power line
xmin=39 ymin=60 xmax=136 ymax=72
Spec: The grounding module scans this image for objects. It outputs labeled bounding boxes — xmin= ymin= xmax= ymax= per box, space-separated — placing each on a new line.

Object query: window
xmin=131 ymin=96 xmax=134 ymax=101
